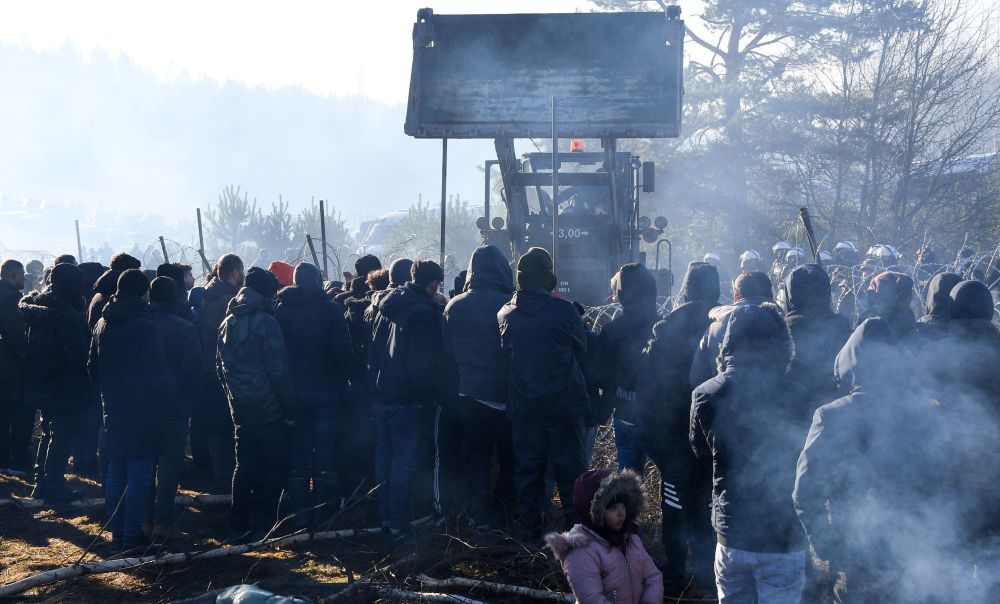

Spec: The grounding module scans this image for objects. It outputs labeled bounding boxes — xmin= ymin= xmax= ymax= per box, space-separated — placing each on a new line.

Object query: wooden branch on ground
xmin=6 ymin=493 xmax=231 ymax=512
xmin=0 ymin=527 xmax=381 ymax=597
xmin=320 ymin=552 xmax=419 ymax=602
xmin=376 ymin=588 xmax=485 ymax=603
xmin=417 ymin=574 xmax=574 ymax=603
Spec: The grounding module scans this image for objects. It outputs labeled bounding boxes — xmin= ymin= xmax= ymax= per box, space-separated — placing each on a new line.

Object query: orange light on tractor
xmin=570 ymin=139 xmax=585 ymax=152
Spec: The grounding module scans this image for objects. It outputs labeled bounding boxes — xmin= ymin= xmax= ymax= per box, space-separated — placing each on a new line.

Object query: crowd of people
xmin=0 ymin=239 xmax=997 ymax=604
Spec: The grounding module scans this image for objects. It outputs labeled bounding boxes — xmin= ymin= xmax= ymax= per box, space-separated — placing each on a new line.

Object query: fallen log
xmin=376 ymin=588 xmax=485 ymax=603
xmin=9 ymin=493 xmax=231 ymax=512
xmin=0 ymin=527 xmax=381 ymax=597
xmin=417 ymin=574 xmax=574 ymax=602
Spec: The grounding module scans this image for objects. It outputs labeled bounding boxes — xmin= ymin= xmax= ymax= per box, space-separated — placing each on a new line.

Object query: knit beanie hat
xmin=268 ymin=261 xmax=295 ymax=288
xmin=516 ymin=247 xmax=557 ymax=292
xmin=116 ymin=269 xmax=150 ymax=298
xmin=614 ymin=263 xmax=657 ymax=308
xmin=245 ymin=266 xmax=279 ymax=298
xmin=681 ymin=261 xmax=721 ymax=304
xmin=149 ymin=276 xmax=179 ymax=305
xmin=50 ymin=263 xmax=85 ymax=301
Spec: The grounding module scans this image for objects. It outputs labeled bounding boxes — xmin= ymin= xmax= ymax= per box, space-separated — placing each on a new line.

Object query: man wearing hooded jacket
xmin=499 ymin=247 xmax=590 ymax=540
xmin=443 ymin=245 xmax=516 ymax=530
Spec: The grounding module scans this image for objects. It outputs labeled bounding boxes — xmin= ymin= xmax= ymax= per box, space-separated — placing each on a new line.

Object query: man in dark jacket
xmin=637 ymin=261 xmax=720 ymax=590
xmin=146 ymin=277 xmax=202 ymax=543
xmin=275 ymin=262 xmax=352 ymax=527
xmin=689 ymin=270 xmax=773 ymax=389
xmin=89 ymin=270 xmax=178 ymax=550
xmin=781 ymin=264 xmax=853 ymax=407
xmin=443 ymin=245 xmax=516 ymax=530
xmin=498 ymin=247 xmax=590 ymax=540
xmin=0 ymin=260 xmax=28 ymax=473
xmin=21 ymin=263 xmax=93 ymax=503
xmin=691 ymin=303 xmax=812 ymax=602
xmin=88 ymin=253 xmax=142 ymax=332
xmin=600 ymin=263 xmax=659 ymax=474
xmin=370 ymin=260 xmax=445 ymax=544
xmin=195 ymin=254 xmax=244 ymax=491
xmin=156 ymin=262 xmax=195 ymax=322
xmin=915 ymin=272 xmax=962 ymax=342
xmin=334 ymin=254 xmax=381 ymax=305
xmin=217 ymin=267 xmax=294 ymax=541
xmin=857 ymin=271 xmax=916 ymax=340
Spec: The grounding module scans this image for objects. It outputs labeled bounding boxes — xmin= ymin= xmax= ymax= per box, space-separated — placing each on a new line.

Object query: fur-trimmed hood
xmin=581 ymin=469 xmax=645 ymax=531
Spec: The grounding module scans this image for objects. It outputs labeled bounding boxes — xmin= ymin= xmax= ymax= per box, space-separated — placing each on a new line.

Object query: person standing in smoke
xmin=915 ymin=272 xmax=962 ymax=343
xmin=146 ymin=277 xmax=201 ymax=544
xmin=89 ymin=270 xmax=178 ymax=550
xmin=217 ymin=267 xmax=294 ymax=543
xmin=21 ymin=263 xmax=93 ymax=504
xmin=335 ymin=254 xmax=381 ymax=305
xmin=498 ymin=247 xmax=590 ymax=541
xmin=600 ymin=263 xmax=659 ymax=474
xmin=690 ymin=303 xmax=811 ymax=603
xmin=637 ymin=261 xmax=720 ymax=591
xmin=275 ymin=262 xmax=352 ymax=528
xmin=857 ymin=271 xmax=917 ymax=339
xmin=442 ymin=245 xmax=516 ymax=531
xmin=88 ymin=253 xmax=143 ymax=332
xmin=370 ymin=260 xmax=445 ymax=546
xmin=156 ymin=263 xmax=195 ymax=322
xmin=196 ymin=254 xmax=244 ymax=492
xmin=780 ymin=264 xmax=853 ymax=407
xmin=0 ymin=260 xmax=28 ymax=474
xmin=690 ymin=271 xmax=774 ymax=389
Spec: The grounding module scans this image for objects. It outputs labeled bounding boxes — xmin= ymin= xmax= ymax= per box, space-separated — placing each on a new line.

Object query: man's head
xmin=1 ymin=260 xmax=25 ymax=291
xmin=733 ymin=271 xmax=773 ymax=302
xmin=109 ymin=252 xmax=142 ymax=273
xmin=156 ymin=263 xmax=187 ymax=296
xmin=116 ymin=268 xmax=150 ymax=299
xmin=388 ymin=258 xmax=414 ymax=287
xmin=293 ymin=262 xmax=324 ymax=291
xmin=267 ymin=261 xmax=295 ymax=288
xmin=613 ymin=263 xmax=657 ymax=312
xmin=149 ymin=276 xmax=179 ymax=306
xmin=50 ymin=263 xmax=85 ymax=303
xmin=355 ymin=254 xmax=382 ymax=280
xmin=245 ymin=266 xmax=279 ymax=299
xmin=681 ymin=261 xmax=721 ymax=304
xmin=25 ymin=259 xmax=43 ymax=275
xmin=367 ymin=268 xmax=390 ymax=292
xmin=516 ymin=247 xmax=557 ymax=292
xmin=213 ymin=254 xmax=245 ymax=288
xmin=411 ymin=260 xmax=444 ymax=294
xmin=719 ymin=302 xmax=793 ymax=372
xmin=54 ymin=254 xmax=77 ymax=266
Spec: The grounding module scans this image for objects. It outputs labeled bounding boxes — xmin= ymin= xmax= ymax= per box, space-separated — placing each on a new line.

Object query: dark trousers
xmin=230 ymin=420 xmax=290 ymax=535
xmin=72 ymin=400 xmax=102 ymax=473
xmin=337 ymin=384 xmax=375 ymax=498
xmin=512 ymin=415 xmax=586 ymax=539
xmin=105 ymin=456 xmax=155 ymax=546
xmin=456 ymin=399 xmax=515 ymax=528
xmin=33 ymin=409 xmax=82 ymax=498
xmin=288 ymin=392 xmax=336 ymax=477
xmin=614 ymin=418 xmax=649 ymax=474
xmin=374 ymin=404 xmax=422 ymax=532
xmin=648 ymin=443 xmax=715 ymax=587
xmin=0 ymin=394 xmax=34 ymax=471
xmin=432 ymin=403 xmax=463 ymax=518
xmin=195 ymin=372 xmax=235 ymax=491
xmin=150 ymin=419 xmax=188 ymax=527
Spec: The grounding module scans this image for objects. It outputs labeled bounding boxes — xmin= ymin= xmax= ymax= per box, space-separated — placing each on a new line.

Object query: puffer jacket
xmin=20 ymin=290 xmax=93 ymax=414
xmin=443 ymin=245 xmax=514 ymax=405
xmin=149 ymin=301 xmax=202 ymax=419
xmin=371 ymin=282 xmax=444 ymax=405
xmin=915 ymin=272 xmax=962 ymax=342
xmin=216 ymin=287 xmax=295 ymax=426
xmin=498 ymin=288 xmax=590 ymax=423
xmin=198 ymin=278 xmax=239 ymax=371
xmin=275 ymin=284 xmax=352 ymax=395
xmin=689 ymin=295 xmax=772 ymax=390
xmin=0 ymin=279 xmax=26 ymax=390
xmin=598 ymin=303 xmax=659 ymax=425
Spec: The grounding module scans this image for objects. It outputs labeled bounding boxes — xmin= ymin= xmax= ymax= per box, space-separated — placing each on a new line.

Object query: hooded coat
xmin=546 ymin=470 xmax=663 ymax=604
xmin=149 ymin=300 xmax=202 ymax=419
xmin=20 ymin=287 xmax=93 ymax=414
xmin=498 ymin=288 xmax=590 ymax=423
xmin=89 ymin=295 xmax=178 ymax=457
xmin=216 ymin=287 xmax=295 ymax=426
xmin=0 ymin=279 xmax=26 ymax=391
xmin=371 ymin=282 xmax=444 ymax=405
xmin=915 ymin=272 xmax=962 ymax=342
xmin=689 ymin=295 xmax=772 ymax=390
xmin=857 ymin=271 xmax=917 ymax=339
xmin=198 ymin=277 xmax=240 ymax=371
xmin=275 ymin=265 xmax=352 ymax=395
xmin=443 ymin=245 xmax=515 ymax=406
xmin=782 ymin=264 xmax=852 ymax=405
xmin=690 ymin=304 xmax=811 ymax=553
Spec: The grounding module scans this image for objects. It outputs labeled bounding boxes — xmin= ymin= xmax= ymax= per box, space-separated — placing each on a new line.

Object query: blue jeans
xmin=374 ymin=404 xmax=422 ymax=532
xmin=714 ymin=543 xmax=806 ymax=604
xmin=105 ymin=456 xmax=155 ymax=546
xmin=613 ymin=418 xmax=648 ymax=474
xmin=288 ymin=392 xmax=336 ymax=476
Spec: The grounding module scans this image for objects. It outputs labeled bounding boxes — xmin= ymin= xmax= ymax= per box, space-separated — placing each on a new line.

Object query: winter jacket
xmin=198 ymin=278 xmax=239 ymax=371
xmin=598 ymin=304 xmax=659 ymax=425
xmin=690 ymin=304 xmax=811 ymax=553
xmin=783 ymin=264 xmax=852 ymax=406
xmin=20 ymin=290 xmax=93 ymax=414
xmin=345 ymin=292 xmax=375 ymax=386
xmin=689 ymin=296 xmax=771 ymax=389
xmin=443 ymin=245 xmax=514 ymax=406
xmin=89 ymin=296 xmax=178 ymax=457
xmin=0 ymin=280 xmax=26 ymax=390
xmin=370 ymin=282 xmax=445 ymax=405
xmin=149 ymin=301 xmax=202 ymax=419
xmin=546 ymin=471 xmax=663 ymax=604
xmin=365 ymin=286 xmax=401 ymax=396
xmin=216 ymin=287 xmax=295 ymax=426
xmin=275 ymin=284 xmax=352 ymax=395
xmin=87 ymin=269 xmax=121 ymax=332
xmin=856 ymin=271 xmax=917 ymax=339
xmin=498 ymin=288 xmax=590 ymax=423
xmin=915 ymin=272 xmax=962 ymax=342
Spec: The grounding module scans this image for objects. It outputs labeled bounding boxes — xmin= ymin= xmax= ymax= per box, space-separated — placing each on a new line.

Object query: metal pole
xmin=483 ymin=161 xmax=492 ymax=225
xmin=196 ymin=208 xmax=211 ymax=273
xmin=319 ymin=199 xmax=329 ymax=277
xmin=159 ymin=236 xmax=170 ymax=264
xmin=74 ymin=220 xmax=83 ymax=261
xmin=305 ymin=234 xmax=320 ymax=267
xmin=551 ymin=97 xmax=559 ymax=273
xmin=440 ymin=138 xmax=448 ymax=269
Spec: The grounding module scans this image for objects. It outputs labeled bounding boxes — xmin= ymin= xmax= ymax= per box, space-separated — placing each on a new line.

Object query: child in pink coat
xmin=546 ymin=469 xmax=663 ymax=604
